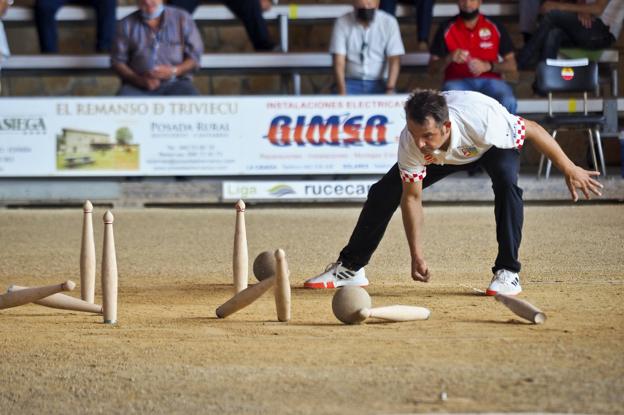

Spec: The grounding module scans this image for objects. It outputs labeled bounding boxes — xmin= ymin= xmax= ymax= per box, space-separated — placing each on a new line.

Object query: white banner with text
xmin=0 ymin=96 xmax=406 ymax=177
xmin=222 ymin=180 xmax=377 ymax=201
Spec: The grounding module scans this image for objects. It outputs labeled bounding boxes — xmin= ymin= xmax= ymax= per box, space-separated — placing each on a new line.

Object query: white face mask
xmin=141 ymin=3 xmax=165 ymax=20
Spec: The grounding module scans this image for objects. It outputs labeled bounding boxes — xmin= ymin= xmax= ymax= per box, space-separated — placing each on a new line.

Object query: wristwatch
xmin=171 ymin=66 xmax=178 ymax=78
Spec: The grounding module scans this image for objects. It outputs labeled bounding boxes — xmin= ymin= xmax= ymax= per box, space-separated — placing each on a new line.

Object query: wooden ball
xmin=332 ymin=286 xmax=371 ymax=324
xmin=252 ymin=251 xmax=276 ymax=281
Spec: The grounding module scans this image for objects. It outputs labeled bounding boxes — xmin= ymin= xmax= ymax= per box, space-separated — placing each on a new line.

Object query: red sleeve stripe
xmin=399 ymin=167 xmax=427 ymax=183
xmin=514 ymin=117 xmax=526 ymax=150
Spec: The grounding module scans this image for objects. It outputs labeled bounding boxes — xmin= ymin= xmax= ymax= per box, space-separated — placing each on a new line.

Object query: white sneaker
xmin=486 ymin=269 xmax=522 ymax=296
xmin=303 ymin=262 xmax=369 ymax=289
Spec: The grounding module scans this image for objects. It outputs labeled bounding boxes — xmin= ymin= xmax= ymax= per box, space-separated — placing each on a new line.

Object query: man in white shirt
xmin=329 ymin=0 xmax=405 ymax=95
xmin=304 ymin=89 xmax=602 ymax=295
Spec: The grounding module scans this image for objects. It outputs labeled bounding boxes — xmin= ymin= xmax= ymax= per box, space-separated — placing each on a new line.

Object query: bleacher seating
xmin=2 ymin=3 xmax=517 ymax=22
xmin=0 ymin=1 xmax=620 ymax=130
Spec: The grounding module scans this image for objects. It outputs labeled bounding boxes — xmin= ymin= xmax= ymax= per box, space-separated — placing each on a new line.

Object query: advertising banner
xmin=222 ymin=180 xmax=377 ymax=201
xmin=0 ymin=96 xmax=406 ymax=177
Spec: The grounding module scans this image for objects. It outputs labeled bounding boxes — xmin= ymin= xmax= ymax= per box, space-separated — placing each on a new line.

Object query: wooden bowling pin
xmin=102 ymin=211 xmax=118 ymax=324
xmin=495 ymin=293 xmax=546 ymax=324
xmin=216 ymin=276 xmax=275 ymax=319
xmin=274 ymin=249 xmax=291 ymax=322
xmin=8 ymin=285 xmax=102 ymax=314
xmin=357 ymin=305 xmax=431 ymax=322
xmin=0 ymin=280 xmax=75 ymax=310
xmin=80 ymin=200 xmax=96 ymax=304
xmin=233 ymin=200 xmax=249 ymax=294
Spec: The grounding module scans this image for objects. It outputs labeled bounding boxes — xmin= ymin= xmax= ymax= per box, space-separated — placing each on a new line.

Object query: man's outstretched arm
xmin=400 ymin=180 xmax=430 ymax=282
xmin=524 ymin=118 xmax=603 ymax=201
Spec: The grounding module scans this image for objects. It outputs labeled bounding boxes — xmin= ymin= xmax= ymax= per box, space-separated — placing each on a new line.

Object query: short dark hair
xmin=404 ymin=89 xmax=449 ymax=127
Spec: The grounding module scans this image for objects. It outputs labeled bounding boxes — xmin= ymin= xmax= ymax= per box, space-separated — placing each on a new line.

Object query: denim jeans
xmin=167 ymin=0 xmax=275 ymax=50
xmin=345 ymin=79 xmax=386 ymax=95
xmin=35 ymin=0 xmax=116 ymax=53
xmin=379 ymin=0 xmax=433 ymax=42
xmin=339 ymin=148 xmax=523 ymax=274
xmin=442 ymin=78 xmax=518 ymax=115
xmin=518 ymin=10 xmax=615 ymax=68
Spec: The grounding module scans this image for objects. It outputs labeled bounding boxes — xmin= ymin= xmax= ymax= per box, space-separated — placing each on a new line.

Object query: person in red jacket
xmin=429 ymin=0 xmax=518 ymax=113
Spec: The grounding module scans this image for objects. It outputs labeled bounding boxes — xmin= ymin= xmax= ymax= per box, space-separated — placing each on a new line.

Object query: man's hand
xmin=578 ymin=12 xmax=593 ymax=28
xmin=564 ymin=165 xmax=603 ymax=201
xmin=260 ymin=0 xmax=272 ymax=12
xmin=148 ymin=65 xmax=176 ymax=80
xmin=467 ymin=58 xmax=492 ymax=76
xmin=411 ymin=257 xmax=430 ymax=282
xmin=142 ymin=77 xmax=161 ymax=91
xmin=450 ymin=49 xmax=469 ymax=64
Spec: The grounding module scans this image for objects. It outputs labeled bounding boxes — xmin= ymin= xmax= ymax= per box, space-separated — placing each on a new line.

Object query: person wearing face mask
xmin=329 ymin=0 xmax=405 ymax=95
xmin=429 ymin=0 xmax=518 ymax=114
xmin=34 ymin=0 xmax=116 ymax=53
xmin=111 ymin=0 xmax=204 ymax=95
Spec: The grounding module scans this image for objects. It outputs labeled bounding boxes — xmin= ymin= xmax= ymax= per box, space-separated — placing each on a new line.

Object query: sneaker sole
xmin=303 ymin=281 xmax=369 ymax=289
xmin=485 ymin=288 xmax=522 ymax=296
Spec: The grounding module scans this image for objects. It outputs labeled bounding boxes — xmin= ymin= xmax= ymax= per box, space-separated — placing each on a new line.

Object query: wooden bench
xmin=0 ymin=51 xmax=430 ymax=94
xmin=3 ymin=3 xmax=519 ymax=52
xmin=2 ymin=51 xmax=622 ymax=110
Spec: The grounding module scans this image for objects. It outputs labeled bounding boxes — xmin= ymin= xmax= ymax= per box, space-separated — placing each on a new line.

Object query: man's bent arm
xmin=386 ymin=55 xmax=401 ymax=92
xmin=112 ymin=62 xmax=147 ymax=89
xmin=401 ymin=180 xmax=429 ymax=282
xmin=333 ymin=54 xmax=347 ymax=95
xmin=524 ymin=118 xmax=603 ymax=201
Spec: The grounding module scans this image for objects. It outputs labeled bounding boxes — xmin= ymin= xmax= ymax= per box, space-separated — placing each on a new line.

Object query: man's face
xmin=353 ymin=0 xmax=379 ymax=10
xmin=407 ymin=116 xmax=451 ymax=154
xmin=138 ymin=0 xmax=163 ymax=14
xmin=458 ymin=0 xmax=481 ymax=13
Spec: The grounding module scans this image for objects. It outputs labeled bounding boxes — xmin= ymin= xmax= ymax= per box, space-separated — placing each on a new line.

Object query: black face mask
xmin=356 ymin=8 xmax=376 ymax=23
xmin=459 ymin=8 xmax=479 ymax=21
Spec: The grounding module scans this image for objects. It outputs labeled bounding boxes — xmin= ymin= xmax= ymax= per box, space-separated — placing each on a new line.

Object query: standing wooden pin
xmin=0 ymin=280 xmax=75 ymax=310
xmin=274 ymin=249 xmax=291 ymax=322
xmin=495 ymin=293 xmax=546 ymax=324
xmin=80 ymin=200 xmax=96 ymax=304
xmin=102 ymin=210 xmax=118 ymax=324
xmin=233 ymin=200 xmax=248 ymax=294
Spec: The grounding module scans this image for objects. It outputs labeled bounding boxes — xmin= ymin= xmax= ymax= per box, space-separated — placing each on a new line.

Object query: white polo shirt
xmin=329 ymin=10 xmax=405 ymax=81
xmin=398 ymin=91 xmax=526 ymax=183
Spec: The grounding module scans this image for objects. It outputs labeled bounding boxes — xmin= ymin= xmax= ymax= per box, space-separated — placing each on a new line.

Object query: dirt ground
xmin=0 ymin=204 xmax=623 ymax=414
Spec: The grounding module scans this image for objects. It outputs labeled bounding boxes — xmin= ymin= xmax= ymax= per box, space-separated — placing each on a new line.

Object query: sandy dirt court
xmin=0 ymin=204 xmax=623 ymax=414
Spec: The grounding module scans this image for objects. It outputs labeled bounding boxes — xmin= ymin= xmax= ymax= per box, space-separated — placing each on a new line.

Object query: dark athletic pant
xmin=35 ymin=0 xmax=117 ymax=53
xmin=167 ymin=0 xmax=276 ymax=51
xmin=338 ymin=147 xmax=523 ymax=274
xmin=517 ymin=10 xmax=615 ymax=68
